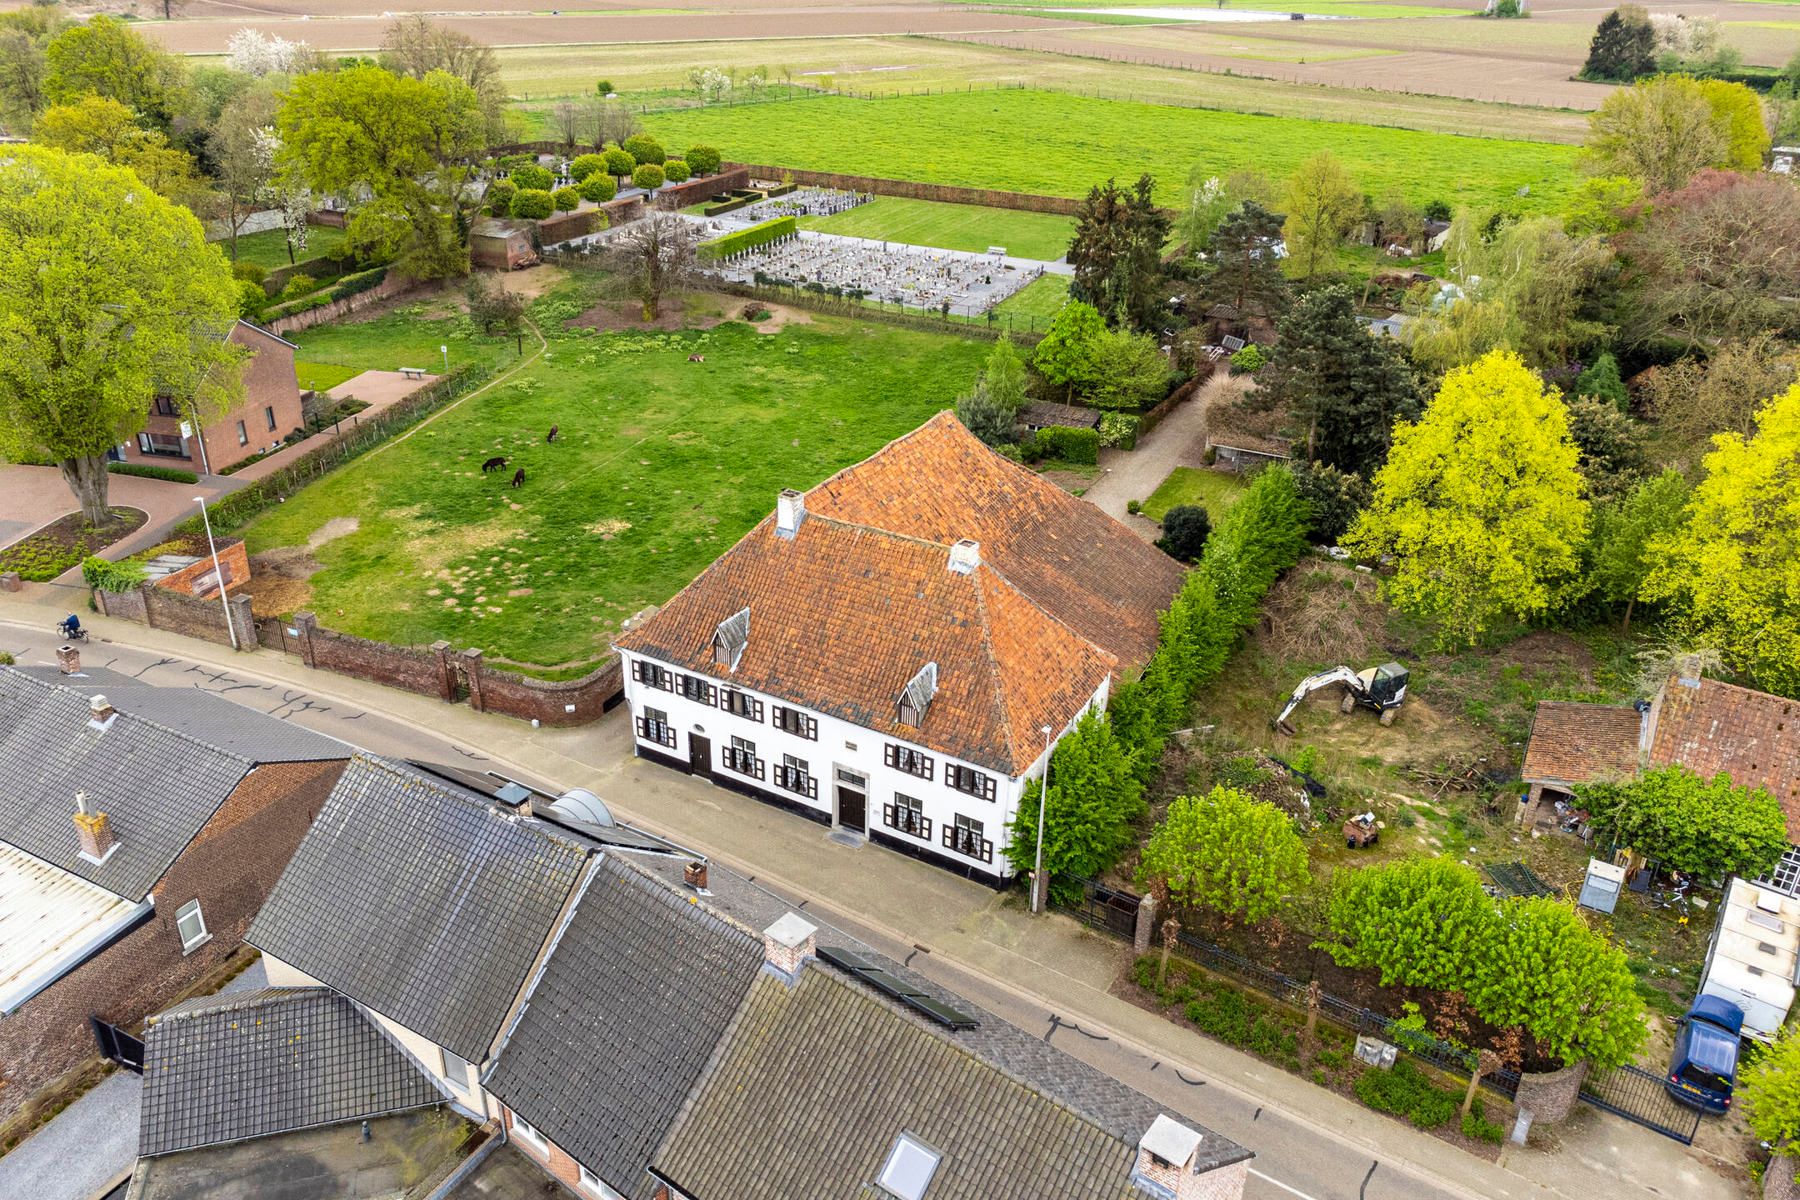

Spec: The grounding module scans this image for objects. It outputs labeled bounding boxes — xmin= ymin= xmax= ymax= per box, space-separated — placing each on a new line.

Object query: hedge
xmin=264 ymin=253 xmax=352 ymax=298
xmin=699 ymin=216 xmax=796 ymax=261
xmin=171 ymin=364 xmax=492 ymax=538
xmin=108 ymin=462 xmax=197 ymax=484
xmin=703 ymin=196 xmax=755 ymax=217
xmin=81 ymin=555 xmax=146 ymax=593
xmin=260 ymin=266 xmax=390 ymax=323
xmin=1034 ymin=425 xmax=1100 ymax=465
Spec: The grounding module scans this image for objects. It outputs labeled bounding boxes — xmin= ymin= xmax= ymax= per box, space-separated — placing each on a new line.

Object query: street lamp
xmin=193 ymin=496 xmax=238 ymax=651
xmin=1031 ymin=723 xmax=1052 ymax=915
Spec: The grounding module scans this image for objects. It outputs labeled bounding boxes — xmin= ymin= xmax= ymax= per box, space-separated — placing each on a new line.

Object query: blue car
xmin=1666 ymin=995 xmax=1745 ymax=1114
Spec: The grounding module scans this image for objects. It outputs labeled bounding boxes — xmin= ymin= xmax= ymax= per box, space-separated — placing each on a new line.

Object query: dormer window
xmin=712 ymin=606 xmax=750 ymax=671
xmin=898 ymin=662 xmax=938 ymax=727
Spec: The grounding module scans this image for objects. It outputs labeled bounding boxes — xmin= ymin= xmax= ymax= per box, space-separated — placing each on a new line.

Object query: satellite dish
xmin=550 ymin=788 xmax=616 ymax=828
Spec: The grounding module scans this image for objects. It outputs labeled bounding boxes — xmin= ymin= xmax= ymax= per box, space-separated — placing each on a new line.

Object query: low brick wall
xmin=97 ymin=581 xmax=255 ymax=650
xmin=1514 ymin=1061 xmax=1587 ymax=1125
xmin=475 ymin=657 xmax=624 ymax=726
xmin=265 ymin=273 xmax=415 ymax=337
xmin=296 ymin=614 xmax=447 ymax=699
xmin=153 ymin=540 xmax=250 ymax=600
xmin=727 ymin=162 xmax=1086 ymax=216
xmin=654 ymin=168 xmax=751 ymax=210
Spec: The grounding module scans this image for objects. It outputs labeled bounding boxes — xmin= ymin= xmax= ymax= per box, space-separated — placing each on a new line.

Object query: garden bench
xmin=399 ymin=366 xmax=427 ymax=380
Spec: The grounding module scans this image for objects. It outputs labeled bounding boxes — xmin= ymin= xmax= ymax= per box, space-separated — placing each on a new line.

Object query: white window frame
xmin=175 ymin=899 xmax=210 ymax=953
xmin=511 ymin=1112 xmax=547 ymax=1152
xmin=877 ymin=1132 xmax=941 ymax=1200
xmin=440 ymin=1047 xmax=473 ymax=1089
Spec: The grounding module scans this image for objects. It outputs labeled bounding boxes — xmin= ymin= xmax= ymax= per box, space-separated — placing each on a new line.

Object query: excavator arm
xmin=1273 ymin=666 xmax=1362 ymax=734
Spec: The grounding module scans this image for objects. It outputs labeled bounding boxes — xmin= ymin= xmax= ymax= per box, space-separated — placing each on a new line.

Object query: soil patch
xmin=733 ymin=298 xmax=813 ymax=334
xmin=306 ymin=516 xmax=360 ymax=551
xmin=247 ymin=516 xmax=360 ymax=616
xmin=569 ymin=299 xmax=725 ymax=334
xmin=0 ymin=507 xmax=147 ymax=582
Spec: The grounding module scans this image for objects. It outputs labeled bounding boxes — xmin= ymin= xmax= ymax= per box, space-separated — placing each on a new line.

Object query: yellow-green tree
xmin=1582 ymin=74 xmax=1725 ymax=193
xmin=1137 ymin=787 xmax=1308 ymax=924
xmin=32 ymin=93 xmax=209 ymax=209
xmin=1743 ymin=1024 xmax=1800 ymax=1158
xmin=1643 ymin=382 xmax=1800 ymax=697
xmin=0 ymin=146 xmax=241 ymax=523
xmin=1698 ymin=79 xmax=1772 ymax=172
xmin=1281 ymin=151 xmax=1361 ymax=282
xmin=1344 ymin=350 xmax=1590 ymax=646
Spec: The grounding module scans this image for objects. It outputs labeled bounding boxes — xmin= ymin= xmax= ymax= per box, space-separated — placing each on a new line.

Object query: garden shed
xmin=1021 ymin=402 xmax=1101 ymax=435
xmin=470 ymin=219 xmax=537 ymax=270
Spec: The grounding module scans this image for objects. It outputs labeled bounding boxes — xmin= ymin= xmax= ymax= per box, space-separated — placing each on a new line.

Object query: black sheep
xmin=511 ymin=468 xmax=526 ymax=488
xmin=482 ymin=456 xmax=507 ymax=473
xmin=547 ymin=425 xmax=559 ymax=443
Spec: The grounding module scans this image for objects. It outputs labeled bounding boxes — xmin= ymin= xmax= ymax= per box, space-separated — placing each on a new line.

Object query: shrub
xmin=1291 ymin=459 xmax=1369 ymax=545
xmin=280 ymin=273 xmax=317 ymax=300
xmin=698 ymin=215 xmax=795 ymax=260
xmin=579 ymin=173 xmax=617 ymax=204
xmin=1230 ymin=343 xmax=1269 ymax=373
xmin=686 ymin=144 xmax=722 ymax=175
xmin=81 ymin=555 xmax=146 ymax=593
xmin=569 ymin=153 xmax=605 ymax=183
xmin=1577 ymin=763 xmax=1788 ymax=882
xmin=631 ymin=163 xmax=666 ymax=191
xmin=108 ymin=462 xmax=197 ymax=484
xmin=1462 ymin=1100 xmax=1506 ymax=1144
xmin=552 ymin=185 xmax=580 ymax=213
xmin=622 ymin=132 xmax=666 ymax=165
xmin=1035 ymin=424 xmax=1100 ymax=465
xmin=602 ymin=146 xmax=636 ymax=178
xmin=1138 ymin=787 xmax=1310 ymax=924
xmin=509 ymin=163 xmax=553 ymax=192
xmin=1158 ymin=504 xmax=1211 ymax=562
xmin=231 ymin=262 xmax=267 ymax=284
xmin=1126 ymin=499 xmax=1142 ymax=515
xmin=1353 ymin=1060 xmax=1460 ymax=1129
xmin=595 ymin=79 xmax=613 ymax=95
xmin=510 ymin=189 xmax=554 ymax=220
xmin=237 ymin=279 xmax=267 ymax=317
xmin=661 ymin=158 xmax=690 ymax=184
xmin=1098 ymin=410 xmax=1139 ymax=449
xmin=485 ymin=178 xmax=516 ymax=214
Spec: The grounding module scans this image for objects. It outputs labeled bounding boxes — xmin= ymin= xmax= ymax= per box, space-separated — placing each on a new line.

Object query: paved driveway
xmin=0 ymin=465 xmax=80 ymax=549
xmin=1079 ymin=373 xmax=1228 ymax=537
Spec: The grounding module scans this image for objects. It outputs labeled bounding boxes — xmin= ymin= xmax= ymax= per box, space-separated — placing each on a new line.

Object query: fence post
xmin=431 ymin=641 xmax=456 ymax=702
xmin=138 ymin=580 xmax=159 ymax=631
xmin=294 ymin=611 xmax=319 ymax=668
xmin=1133 ymin=892 xmax=1157 ymax=955
xmin=1305 ymin=979 xmax=1322 ymax=1039
xmin=229 ymin=594 xmax=255 ymax=651
xmin=461 ymin=647 xmax=486 ymax=713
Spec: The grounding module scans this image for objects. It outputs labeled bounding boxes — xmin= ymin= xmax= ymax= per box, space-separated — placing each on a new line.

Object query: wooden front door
xmin=836 ymin=785 xmax=867 ymax=833
xmin=688 ymin=733 xmax=712 ymax=776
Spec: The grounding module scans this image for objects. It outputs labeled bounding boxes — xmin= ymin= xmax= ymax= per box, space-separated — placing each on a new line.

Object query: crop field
xmin=650 ymin=88 xmax=1581 ymax=210
xmin=798 ymin=198 xmax=1075 ymax=261
xmin=240 ymin=284 xmax=990 ymax=671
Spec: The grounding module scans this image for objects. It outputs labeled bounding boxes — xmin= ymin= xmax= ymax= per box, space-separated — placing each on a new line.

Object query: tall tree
xmin=1583 ymin=75 xmax=1727 ymax=195
xmin=210 ymin=87 xmax=282 ymax=261
xmin=44 ymin=15 xmax=190 ymax=136
xmin=0 ymin=147 xmax=242 ymax=524
xmin=1581 ymin=6 xmax=1656 ymax=82
xmin=31 ymin=93 xmax=211 ymax=210
xmin=1640 ymin=334 xmax=1798 ymax=451
xmin=279 ymin=65 xmax=486 ymax=281
xmin=1643 ymin=382 xmax=1800 ymax=697
xmin=1067 ymin=174 xmax=1169 ymax=331
xmin=1698 ymin=79 xmax=1772 ymax=172
xmin=1191 ymin=200 xmax=1288 ymax=322
xmin=1280 ymin=151 xmax=1361 ymax=282
xmin=1004 ymin=710 xmax=1145 ymax=899
xmin=0 ymin=5 xmax=67 ymax=133
xmin=1586 ymin=469 xmax=1688 ymax=628
xmin=379 ymin=14 xmax=506 ymax=143
xmin=602 ymin=215 xmax=695 ymax=320
xmin=1565 ymin=394 xmax=1652 ymax=502
xmin=1031 ymin=300 xmax=1107 ymax=402
xmin=1344 ymin=350 xmax=1591 ymax=646
xmin=1256 ymin=285 xmax=1420 ymax=475
xmin=1137 ymin=787 xmax=1309 ymax=925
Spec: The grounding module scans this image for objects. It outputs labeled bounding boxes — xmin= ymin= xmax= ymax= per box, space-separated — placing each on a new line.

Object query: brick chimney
xmin=88 ymin=694 xmax=117 ymax=728
xmin=683 ymin=859 xmax=710 ymax=893
xmin=57 ymin=644 xmax=81 ymax=675
xmin=947 ymin=538 xmax=980 ymax=575
xmin=762 ymin=912 xmax=816 ymax=984
xmin=74 ymin=791 xmax=117 ymax=864
xmin=1132 ymin=1115 xmax=1238 ymax=1200
xmin=775 ymin=489 xmax=806 ymax=539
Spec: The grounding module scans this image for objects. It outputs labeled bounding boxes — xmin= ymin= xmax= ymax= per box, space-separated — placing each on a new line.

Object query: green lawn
xmin=1142 ymin=466 xmax=1248 ymax=521
xmin=213 ymin=226 xmax=347 ymax=270
xmin=294 ymin=361 xmax=361 ymax=393
xmin=798 ymin=197 xmax=1075 ymax=262
xmin=239 ymin=289 xmax=990 ymax=671
xmin=649 ymin=88 xmax=1580 ymax=211
xmin=988 ymin=273 xmax=1071 ymax=333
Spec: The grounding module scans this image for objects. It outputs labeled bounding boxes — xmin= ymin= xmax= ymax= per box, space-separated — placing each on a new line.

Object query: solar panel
xmin=817 ymin=947 xmax=978 ymax=1031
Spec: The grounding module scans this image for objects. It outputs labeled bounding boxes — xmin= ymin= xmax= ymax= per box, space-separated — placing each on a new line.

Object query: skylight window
xmin=877 ymin=1133 xmax=941 ymax=1200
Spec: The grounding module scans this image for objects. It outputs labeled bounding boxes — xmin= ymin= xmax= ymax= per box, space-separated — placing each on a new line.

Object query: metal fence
xmin=1579 ymin=1064 xmax=1702 ymax=1145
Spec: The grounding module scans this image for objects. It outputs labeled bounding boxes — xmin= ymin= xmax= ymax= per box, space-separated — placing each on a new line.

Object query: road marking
xmin=1249 ymin=1167 xmax=1324 ymax=1200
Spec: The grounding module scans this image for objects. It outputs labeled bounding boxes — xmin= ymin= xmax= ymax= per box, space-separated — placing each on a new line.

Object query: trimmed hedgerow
xmin=698 ymin=215 xmax=796 ymax=261
xmin=108 ymin=462 xmax=197 ymax=484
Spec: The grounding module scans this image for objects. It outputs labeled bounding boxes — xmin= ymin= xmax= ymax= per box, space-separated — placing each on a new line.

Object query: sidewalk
xmin=0 ymin=598 xmax=1745 ymax=1200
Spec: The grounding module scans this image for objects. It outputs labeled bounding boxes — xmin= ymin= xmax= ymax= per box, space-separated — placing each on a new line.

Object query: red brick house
xmin=0 ymin=659 xmax=350 ymax=1123
xmin=1521 ymin=672 xmax=1800 ymax=891
xmin=110 ymin=321 xmax=305 ymax=476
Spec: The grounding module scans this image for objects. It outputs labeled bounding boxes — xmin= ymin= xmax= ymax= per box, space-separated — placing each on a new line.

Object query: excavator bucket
xmin=1275 ymin=718 xmax=1298 ymax=737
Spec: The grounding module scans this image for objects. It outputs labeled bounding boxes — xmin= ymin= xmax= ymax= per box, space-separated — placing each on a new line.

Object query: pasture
xmin=798 ymin=197 xmax=1075 ymax=261
xmin=649 ymin=88 xmax=1582 ymax=210
xmin=240 ymin=284 xmax=990 ymax=672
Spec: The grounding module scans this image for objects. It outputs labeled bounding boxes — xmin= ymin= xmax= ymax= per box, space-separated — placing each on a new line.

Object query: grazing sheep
xmin=547 ymin=425 xmax=559 ymax=443
xmin=482 ymin=456 xmax=507 ymax=473
xmin=511 ymin=468 xmax=526 ymax=488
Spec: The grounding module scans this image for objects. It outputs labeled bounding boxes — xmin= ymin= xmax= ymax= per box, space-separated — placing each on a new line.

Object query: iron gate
xmin=1056 ymin=876 xmax=1140 ymax=939
xmin=1578 ymin=1063 xmax=1701 ymax=1144
xmin=90 ymin=1016 xmax=145 ymax=1074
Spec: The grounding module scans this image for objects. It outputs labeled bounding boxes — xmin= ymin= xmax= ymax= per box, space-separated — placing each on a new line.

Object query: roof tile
xmin=1649 ymin=678 xmax=1800 ymax=840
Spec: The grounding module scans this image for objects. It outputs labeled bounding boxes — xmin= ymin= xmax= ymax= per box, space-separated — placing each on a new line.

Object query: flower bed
xmin=0 ymin=508 xmax=147 ymax=582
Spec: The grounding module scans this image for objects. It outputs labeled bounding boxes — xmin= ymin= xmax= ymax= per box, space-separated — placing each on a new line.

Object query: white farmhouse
xmin=614 ymin=413 xmax=1184 ymax=883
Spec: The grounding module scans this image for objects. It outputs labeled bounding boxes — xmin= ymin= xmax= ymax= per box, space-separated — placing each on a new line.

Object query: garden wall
xmin=308 ymin=210 xmax=348 ymax=229
xmin=726 ymin=163 xmax=1090 ymax=216
xmin=535 ymin=193 xmax=645 ymax=245
xmin=153 ymin=540 xmax=250 ymax=599
xmin=206 ymin=209 xmax=284 ymax=240
xmin=96 ymin=582 xmax=256 ymax=650
xmin=1139 ymin=363 xmax=1216 ymax=441
xmin=265 ymin=272 xmax=415 ymax=336
xmin=653 ymin=168 xmax=751 ymax=210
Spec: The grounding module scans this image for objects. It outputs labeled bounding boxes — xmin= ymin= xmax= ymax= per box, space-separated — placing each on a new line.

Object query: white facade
xmin=620 ymin=649 xmax=1104 ymax=882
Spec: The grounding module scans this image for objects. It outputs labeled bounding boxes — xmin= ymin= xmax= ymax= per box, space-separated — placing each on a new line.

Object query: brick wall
xmin=141 ymin=583 xmax=256 ymax=650
xmin=1514 ymin=1060 xmax=1587 ymax=1125
xmin=297 ymin=614 xmax=447 ymax=699
xmin=94 ymin=585 xmax=148 ymax=624
xmin=0 ymin=758 xmax=346 ymax=1125
xmin=653 ymin=168 xmax=750 ymax=211
xmin=265 ymin=273 xmax=415 ymax=337
xmin=152 ymin=540 xmax=251 ymax=600
xmin=501 ymin=1107 xmax=587 ymax=1192
xmin=726 ymin=162 xmax=1088 ymax=216
xmin=474 ymin=657 xmax=623 ymax=726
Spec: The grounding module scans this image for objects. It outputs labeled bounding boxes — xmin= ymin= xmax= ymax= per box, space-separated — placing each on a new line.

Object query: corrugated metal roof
xmin=0 ymin=842 xmax=146 ymax=1014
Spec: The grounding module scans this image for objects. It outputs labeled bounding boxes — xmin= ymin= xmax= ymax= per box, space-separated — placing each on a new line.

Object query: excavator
xmin=1274 ymin=662 xmax=1409 ymax=737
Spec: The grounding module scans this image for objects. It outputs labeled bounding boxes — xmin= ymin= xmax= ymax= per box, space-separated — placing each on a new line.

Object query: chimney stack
xmin=684 ymin=859 xmax=710 ymax=893
xmin=1132 ymin=1115 xmax=1243 ymax=1200
xmin=762 ymin=912 xmax=817 ymax=984
xmin=73 ymin=791 xmax=117 ymax=864
xmin=57 ymin=644 xmax=81 ymax=675
xmin=775 ymin=489 xmax=806 ymax=539
xmin=89 ymin=695 xmax=117 ymax=727
xmin=948 ymin=538 xmax=981 ymax=575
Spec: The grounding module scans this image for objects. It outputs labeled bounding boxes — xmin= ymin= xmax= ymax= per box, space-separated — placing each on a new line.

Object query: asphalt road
xmin=0 ymin=619 xmax=1461 ymax=1200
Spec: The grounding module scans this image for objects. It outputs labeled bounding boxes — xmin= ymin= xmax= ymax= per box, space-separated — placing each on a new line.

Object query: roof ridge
xmin=799 ymin=410 xmax=962 ymax=503
xmin=980 ymin=559 xmax=1122 ymax=677
xmin=0 ymin=667 xmax=259 ymax=768
xmin=350 ymin=752 xmax=595 ymax=856
xmin=151 ymin=986 xmax=331 ymax=1024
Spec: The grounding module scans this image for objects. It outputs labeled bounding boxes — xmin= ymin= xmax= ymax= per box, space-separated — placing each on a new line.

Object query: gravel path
xmin=1079 ymin=381 xmax=1212 ymax=538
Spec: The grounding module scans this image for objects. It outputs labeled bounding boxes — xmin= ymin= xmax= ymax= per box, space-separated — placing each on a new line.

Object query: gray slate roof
xmin=247 ymin=756 xmax=590 ymax=1063
xmin=0 ymin=669 xmax=258 ymax=900
xmin=484 ymin=856 xmax=764 ymax=1200
xmin=139 ymin=987 xmax=442 ymax=1156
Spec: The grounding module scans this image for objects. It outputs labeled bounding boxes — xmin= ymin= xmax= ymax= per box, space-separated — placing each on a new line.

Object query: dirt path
xmin=1080 ymin=381 xmax=1215 ymax=538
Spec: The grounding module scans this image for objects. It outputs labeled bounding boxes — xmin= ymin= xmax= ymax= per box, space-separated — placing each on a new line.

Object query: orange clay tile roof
xmin=1521 ymin=702 xmax=1644 ymax=788
xmin=1649 ymin=677 xmax=1800 ymax=842
xmin=614 ymin=414 xmax=1184 ymax=775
